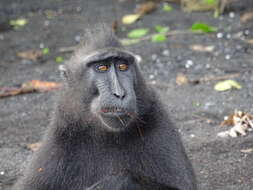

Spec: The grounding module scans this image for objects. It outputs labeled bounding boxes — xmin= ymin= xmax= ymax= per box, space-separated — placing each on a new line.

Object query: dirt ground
xmin=0 ymin=0 xmax=253 ymax=189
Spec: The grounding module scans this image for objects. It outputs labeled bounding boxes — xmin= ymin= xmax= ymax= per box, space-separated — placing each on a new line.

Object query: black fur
xmin=13 ymin=25 xmax=197 ymax=190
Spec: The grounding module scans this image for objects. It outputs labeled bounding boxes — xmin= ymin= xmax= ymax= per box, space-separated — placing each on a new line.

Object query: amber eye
xmin=118 ymin=63 xmax=128 ymax=71
xmin=97 ymin=64 xmax=109 ymax=72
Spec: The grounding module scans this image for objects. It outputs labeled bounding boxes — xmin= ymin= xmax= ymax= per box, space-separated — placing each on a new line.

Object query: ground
xmin=0 ymin=0 xmax=253 ymax=189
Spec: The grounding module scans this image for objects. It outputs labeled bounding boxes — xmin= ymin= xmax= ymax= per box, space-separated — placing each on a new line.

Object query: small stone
xmin=229 ymin=12 xmax=235 ymax=18
xmin=244 ymin=30 xmax=250 ymax=36
xmin=206 ymin=64 xmax=210 ymax=69
xmin=44 ymin=20 xmax=50 ymax=27
xmin=39 ymin=43 xmax=45 ymax=49
xmin=149 ymin=75 xmax=155 ymax=80
xmin=0 ymin=34 xmax=4 ymax=40
xmin=0 ymin=171 xmax=5 ymax=175
xmin=74 ymin=35 xmax=81 ymax=42
xmin=225 ymin=54 xmax=231 ymax=60
xmin=190 ymin=134 xmax=195 ymax=138
xmin=217 ymin=33 xmax=223 ymax=39
xmin=185 ymin=60 xmax=194 ymax=68
xmin=151 ymin=54 xmax=157 ymax=61
xmin=76 ymin=6 xmax=82 ymax=12
xmin=162 ymin=49 xmax=170 ymax=56
xmin=226 ymin=33 xmax=231 ymax=39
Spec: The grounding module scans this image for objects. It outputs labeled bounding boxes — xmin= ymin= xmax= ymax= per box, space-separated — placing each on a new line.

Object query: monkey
xmin=12 ymin=25 xmax=197 ymax=190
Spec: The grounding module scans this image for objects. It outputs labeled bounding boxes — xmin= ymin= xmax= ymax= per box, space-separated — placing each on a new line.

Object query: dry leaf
xmin=218 ymin=110 xmax=253 ymax=138
xmin=27 ymin=142 xmax=42 ymax=152
xmin=16 ymin=50 xmax=43 ymax=61
xmin=176 ymin=73 xmax=188 ymax=85
xmin=240 ymin=148 xmax=253 ymax=153
xmin=190 ymin=44 xmax=215 ymax=52
xmin=136 ymin=1 xmax=157 ymax=16
xmin=245 ymin=39 xmax=253 ymax=45
xmin=240 ymin=12 xmax=253 ymax=23
xmin=22 ymin=80 xmax=61 ymax=92
xmin=0 ymin=80 xmax=61 ymax=98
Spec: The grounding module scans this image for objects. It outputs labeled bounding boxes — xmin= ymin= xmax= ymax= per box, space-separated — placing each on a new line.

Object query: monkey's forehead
xmin=81 ymin=48 xmax=137 ymax=64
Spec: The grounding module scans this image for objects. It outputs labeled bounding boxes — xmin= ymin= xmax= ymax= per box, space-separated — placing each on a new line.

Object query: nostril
xmin=113 ymin=93 xmax=125 ymax=99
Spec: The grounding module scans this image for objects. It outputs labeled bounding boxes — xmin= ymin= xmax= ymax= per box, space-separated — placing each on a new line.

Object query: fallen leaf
xmin=240 ymin=148 xmax=253 ymax=153
xmin=154 ymin=25 xmax=169 ymax=33
xmin=122 ymin=14 xmax=141 ymax=25
xmin=190 ymin=44 xmax=215 ymax=52
xmin=0 ymin=80 xmax=61 ymax=98
xmin=22 ymin=80 xmax=61 ymax=92
xmin=191 ymin=22 xmax=218 ymax=33
xmin=55 ymin=56 xmax=64 ymax=63
xmin=136 ymin=1 xmax=157 ymax=16
xmin=218 ymin=110 xmax=253 ymax=138
xmin=127 ymin=28 xmax=149 ymax=39
xmin=151 ymin=34 xmax=167 ymax=43
xmin=240 ymin=12 xmax=253 ymax=23
xmin=214 ymin=80 xmax=242 ymax=91
xmin=163 ymin=4 xmax=173 ymax=12
xmin=176 ymin=73 xmax=189 ymax=85
xmin=9 ymin=18 xmax=28 ymax=28
xmin=27 ymin=142 xmax=42 ymax=152
xmin=42 ymin=48 xmax=49 ymax=55
xmin=245 ymin=39 xmax=253 ymax=45
xmin=17 ymin=50 xmax=43 ymax=61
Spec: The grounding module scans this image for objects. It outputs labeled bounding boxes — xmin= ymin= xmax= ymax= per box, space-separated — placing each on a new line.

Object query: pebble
xmin=226 ymin=33 xmax=231 ymax=39
xmin=44 ymin=20 xmax=50 ymax=27
xmin=0 ymin=34 xmax=4 ymax=40
xmin=151 ymin=54 xmax=157 ymax=61
xmin=0 ymin=171 xmax=5 ymax=175
xmin=162 ymin=49 xmax=170 ymax=56
xmin=185 ymin=60 xmax=194 ymax=68
xmin=75 ymin=35 xmax=81 ymax=42
xmin=39 ymin=43 xmax=45 ymax=49
xmin=190 ymin=134 xmax=195 ymax=138
xmin=206 ymin=64 xmax=210 ymax=69
xmin=229 ymin=12 xmax=235 ymax=18
xmin=244 ymin=30 xmax=250 ymax=36
xmin=225 ymin=54 xmax=231 ymax=60
xmin=217 ymin=32 xmax=223 ymax=39
xmin=149 ymin=74 xmax=155 ymax=80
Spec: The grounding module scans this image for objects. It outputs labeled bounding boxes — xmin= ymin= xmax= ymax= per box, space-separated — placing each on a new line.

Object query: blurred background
xmin=0 ymin=0 xmax=253 ymax=189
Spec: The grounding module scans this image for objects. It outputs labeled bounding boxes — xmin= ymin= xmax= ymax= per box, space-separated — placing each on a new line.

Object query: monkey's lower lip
xmin=100 ymin=108 xmax=128 ymax=117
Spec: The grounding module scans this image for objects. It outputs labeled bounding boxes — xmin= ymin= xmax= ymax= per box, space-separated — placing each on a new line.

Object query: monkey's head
xmin=59 ymin=26 xmax=148 ymax=132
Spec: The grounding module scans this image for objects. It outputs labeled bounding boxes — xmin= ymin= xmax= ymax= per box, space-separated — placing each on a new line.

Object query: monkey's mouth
xmin=100 ymin=107 xmax=129 ymax=117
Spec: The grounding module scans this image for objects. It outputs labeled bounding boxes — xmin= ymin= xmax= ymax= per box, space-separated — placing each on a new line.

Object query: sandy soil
xmin=0 ymin=0 xmax=253 ymax=189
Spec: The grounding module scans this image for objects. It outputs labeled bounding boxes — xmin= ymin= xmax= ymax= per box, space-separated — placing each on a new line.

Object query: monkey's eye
xmin=95 ymin=64 xmax=110 ymax=72
xmin=118 ymin=63 xmax=129 ymax=71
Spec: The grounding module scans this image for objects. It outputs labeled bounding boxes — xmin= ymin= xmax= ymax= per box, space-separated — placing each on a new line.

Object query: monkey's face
xmin=88 ymin=54 xmax=138 ymax=132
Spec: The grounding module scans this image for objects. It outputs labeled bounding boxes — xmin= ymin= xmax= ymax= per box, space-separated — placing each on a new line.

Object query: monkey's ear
xmin=58 ymin=65 xmax=68 ymax=79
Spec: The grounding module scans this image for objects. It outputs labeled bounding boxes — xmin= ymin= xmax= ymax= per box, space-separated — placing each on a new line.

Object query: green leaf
xmin=191 ymin=22 xmax=218 ymax=33
xmin=214 ymin=80 xmax=242 ymax=91
xmin=127 ymin=28 xmax=149 ymax=39
xmin=163 ymin=4 xmax=173 ymax=12
xmin=151 ymin=34 xmax=167 ymax=43
xmin=42 ymin=48 xmax=49 ymax=55
xmin=204 ymin=0 xmax=218 ymax=5
xmin=154 ymin=25 xmax=169 ymax=33
xmin=9 ymin=18 xmax=28 ymax=29
xmin=55 ymin=56 xmax=64 ymax=63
